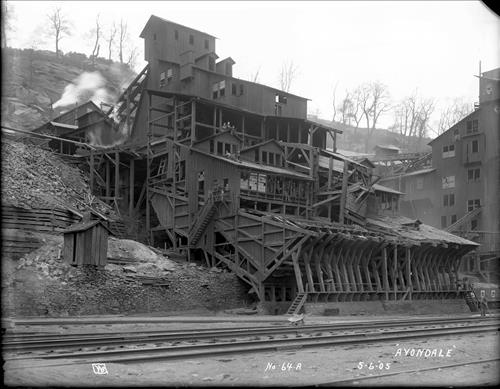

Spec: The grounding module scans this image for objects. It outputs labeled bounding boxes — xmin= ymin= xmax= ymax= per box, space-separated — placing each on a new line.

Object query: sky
xmin=5 ymin=0 xmax=500 ymax=134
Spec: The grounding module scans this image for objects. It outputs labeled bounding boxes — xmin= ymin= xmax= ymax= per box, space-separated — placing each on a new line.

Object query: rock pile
xmin=1 ymin=138 xmax=113 ymax=217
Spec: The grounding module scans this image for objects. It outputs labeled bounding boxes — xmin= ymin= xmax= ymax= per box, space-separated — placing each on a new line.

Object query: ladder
xmin=286 ymin=292 xmax=307 ymax=315
xmin=464 ymin=291 xmax=479 ymax=312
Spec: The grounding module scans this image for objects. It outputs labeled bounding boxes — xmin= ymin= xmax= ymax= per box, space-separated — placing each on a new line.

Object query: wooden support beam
xmin=89 ymin=150 xmax=95 ymax=194
xmin=114 ymin=151 xmax=120 ymax=201
xmin=105 ymin=160 xmax=111 ymax=199
xmin=129 ymin=159 xmax=135 ymax=216
xmin=304 ymin=245 xmax=315 ymax=292
xmin=190 ymin=99 xmax=196 ymax=145
xmin=292 ymin=249 xmax=304 ymax=293
xmin=382 ymin=246 xmax=389 ymax=300
xmin=393 ymin=245 xmax=398 ymax=299
xmin=406 ymin=247 xmax=412 ymax=300
xmin=339 ymin=161 xmax=348 ymax=224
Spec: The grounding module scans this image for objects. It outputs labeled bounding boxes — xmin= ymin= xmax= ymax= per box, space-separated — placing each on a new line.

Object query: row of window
xmin=153 ymin=30 xmax=210 ymax=49
xmin=441 ymin=140 xmax=479 ymax=158
xmin=254 ymin=150 xmax=283 ymax=167
xmin=212 ymin=80 xmax=245 ymax=99
xmin=209 ymin=140 xmax=238 ymax=156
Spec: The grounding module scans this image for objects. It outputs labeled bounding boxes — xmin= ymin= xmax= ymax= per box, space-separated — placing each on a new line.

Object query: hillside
xmin=308 ymin=115 xmax=432 ymax=154
xmin=1 ymin=47 xmax=136 ymax=131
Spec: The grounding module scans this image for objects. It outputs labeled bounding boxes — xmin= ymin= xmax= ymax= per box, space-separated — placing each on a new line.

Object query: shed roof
xmin=365 ymin=215 xmax=479 ymax=247
xmin=374 ymin=144 xmax=401 ymax=152
xmin=62 ymin=220 xmax=114 ymax=235
xmin=372 ymin=183 xmax=404 ymax=195
xmin=191 ymin=148 xmax=313 ymax=180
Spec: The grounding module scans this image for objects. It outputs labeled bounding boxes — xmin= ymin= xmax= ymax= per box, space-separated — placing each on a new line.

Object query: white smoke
xmin=53 ymin=72 xmax=113 ymax=109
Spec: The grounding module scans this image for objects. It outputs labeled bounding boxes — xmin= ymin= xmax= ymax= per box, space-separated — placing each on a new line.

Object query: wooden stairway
xmin=464 ymin=291 xmax=479 ymax=312
xmin=189 ymin=199 xmax=216 ymax=247
xmin=286 ymin=292 xmax=308 ymax=315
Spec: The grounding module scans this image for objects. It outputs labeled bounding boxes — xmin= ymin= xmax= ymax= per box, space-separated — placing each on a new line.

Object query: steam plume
xmin=53 ymin=72 xmax=113 ymax=109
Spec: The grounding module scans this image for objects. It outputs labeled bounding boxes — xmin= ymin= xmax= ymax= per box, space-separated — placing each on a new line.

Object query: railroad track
xmin=3 ymin=316 xmax=498 ymax=352
xmin=4 ymin=317 xmax=499 ymax=365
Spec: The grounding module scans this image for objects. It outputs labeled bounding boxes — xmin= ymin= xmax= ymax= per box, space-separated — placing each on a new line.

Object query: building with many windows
xmin=380 ymin=67 xmax=500 ymax=282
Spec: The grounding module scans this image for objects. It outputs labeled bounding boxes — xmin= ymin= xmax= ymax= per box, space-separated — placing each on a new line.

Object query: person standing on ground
xmin=479 ymin=295 xmax=489 ymax=317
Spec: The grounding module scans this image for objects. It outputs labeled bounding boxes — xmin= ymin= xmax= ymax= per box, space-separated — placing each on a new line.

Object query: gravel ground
xmin=4 ymin=318 xmax=499 ymax=387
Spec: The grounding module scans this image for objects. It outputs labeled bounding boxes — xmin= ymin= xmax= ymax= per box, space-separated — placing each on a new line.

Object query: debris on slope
xmin=1 ymin=138 xmax=114 ymax=217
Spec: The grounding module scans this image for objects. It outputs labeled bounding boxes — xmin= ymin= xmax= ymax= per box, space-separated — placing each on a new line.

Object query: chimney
xmin=82 ymin=211 xmax=92 ymax=223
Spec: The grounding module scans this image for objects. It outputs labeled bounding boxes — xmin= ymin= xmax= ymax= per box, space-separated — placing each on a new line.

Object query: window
xmin=471 ymin=219 xmax=478 ymax=230
xmin=224 ymin=143 xmax=231 ymax=154
xmin=204 ymin=39 xmax=209 ymax=49
xmin=276 ymin=154 xmax=281 ymax=166
xmin=220 ymin=80 xmax=226 ymax=97
xmin=231 ymin=83 xmax=237 ymax=96
xmin=209 ymin=140 xmax=214 ymax=153
xmin=467 ymin=119 xmax=479 ymax=133
xmin=472 ymin=140 xmax=479 ymax=153
xmin=467 ymin=199 xmax=481 ymax=212
xmin=451 ymin=215 xmax=457 ymax=224
xmin=442 ymin=144 xmax=455 ymax=158
xmin=468 ymin=168 xmax=480 ymax=182
xmin=442 ymin=175 xmax=455 ymax=189
xmin=443 ymin=194 xmax=448 ymax=207
xmin=212 ymin=83 xmax=219 ymax=99
xmin=262 ymin=151 xmax=268 ymax=164
xmin=275 ymin=94 xmax=288 ymax=104
xmin=450 ymin=193 xmax=455 ymax=206
xmin=269 ymin=153 xmax=274 ymax=165
xmin=217 ymin=142 xmax=223 ymax=155
xmin=254 ymin=149 xmax=259 ymax=162
xmin=160 ymin=71 xmax=166 ymax=87
xmin=441 ymin=216 xmax=447 ymax=228
xmin=175 ymin=30 xmax=179 ymax=40
xmin=166 ymin=68 xmax=173 ymax=80
xmin=189 ymin=34 xmax=194 ymax=45
xmin=416 ymin=178 xmax=424 ymax=190
xmin=239 ymin=84 xmax=244 ymax=95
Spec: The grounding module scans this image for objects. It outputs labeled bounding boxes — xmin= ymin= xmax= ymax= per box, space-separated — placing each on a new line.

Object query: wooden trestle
xmin=78 ymin=84 xmax=478 ymax=309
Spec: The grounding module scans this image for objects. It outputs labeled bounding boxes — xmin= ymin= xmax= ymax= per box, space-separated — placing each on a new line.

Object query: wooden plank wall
xmin=2 ymin=205 xmax=80 ymax=233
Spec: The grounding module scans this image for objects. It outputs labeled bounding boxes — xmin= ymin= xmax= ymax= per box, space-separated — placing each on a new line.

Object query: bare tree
xmin=354 ymin=81 xmax=391 ymax=152
xmin=47 ymin=7 xmax=71 ymax=58
xmin=392 ymin=91 xmax=435 ymax=151
xmin=250 ymin=66 xmax=261 ymax=83
xmin=434 ymin=98 xmax=473 ymax=136
xmin=279 ymin=60 xmax=298 ymax=93
xmin=118 ymin=19 xmax=128 ymax=64
xmin=331 ymin=82 xmax=339 ymax=123
xmin=90 ymin=14 xmax=101 ymax=64
xmin=126 ymin=46 xmax=139 ymax=69
xmin=105 ymin=22 xmax=117 ymax=61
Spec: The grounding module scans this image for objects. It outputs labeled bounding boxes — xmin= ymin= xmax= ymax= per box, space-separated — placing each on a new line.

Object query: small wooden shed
xmin=62 ymin=220 xmax=113 ymax=266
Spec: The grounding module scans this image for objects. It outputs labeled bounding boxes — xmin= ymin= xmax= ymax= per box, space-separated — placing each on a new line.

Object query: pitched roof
xmin=192 ymin=129 xmax=243 ymax=145
xmin=140 ymin=15 xmax=217 ymax=39
xmin=62 ymin=220 xmax=114 ymax=235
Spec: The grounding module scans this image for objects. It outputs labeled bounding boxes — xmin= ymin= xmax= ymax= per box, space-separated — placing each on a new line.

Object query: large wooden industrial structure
xmin=36 ymin=16 xmax=479 ymax=313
